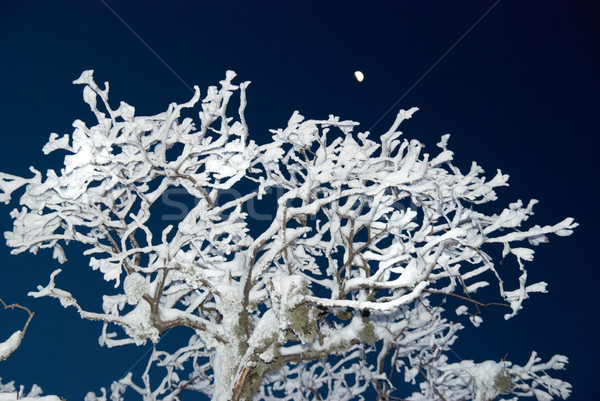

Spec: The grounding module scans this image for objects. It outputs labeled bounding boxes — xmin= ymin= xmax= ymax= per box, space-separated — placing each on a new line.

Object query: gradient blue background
xmin=0 ymin=1 xmax=598 ymax=399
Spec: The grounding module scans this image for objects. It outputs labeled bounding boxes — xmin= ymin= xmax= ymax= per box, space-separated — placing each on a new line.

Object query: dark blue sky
xmin=0 ymin=1 xmax=598 ymax=399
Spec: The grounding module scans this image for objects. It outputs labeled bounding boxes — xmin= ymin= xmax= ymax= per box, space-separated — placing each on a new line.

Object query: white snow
xmin=0 ymin=331 xmax=22 ymax=361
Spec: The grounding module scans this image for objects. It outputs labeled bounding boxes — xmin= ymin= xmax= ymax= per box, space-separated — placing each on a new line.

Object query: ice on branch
xmin=0 ymin=70 xmax=576 ymax=400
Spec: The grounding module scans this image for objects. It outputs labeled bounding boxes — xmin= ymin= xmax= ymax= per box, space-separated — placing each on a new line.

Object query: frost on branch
xmin=0 ymin=70 xmax=576 ymax=400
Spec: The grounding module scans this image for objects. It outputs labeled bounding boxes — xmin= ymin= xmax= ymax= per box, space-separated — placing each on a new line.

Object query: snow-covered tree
xmin=0 ymin=71 xmax=576 ymax=400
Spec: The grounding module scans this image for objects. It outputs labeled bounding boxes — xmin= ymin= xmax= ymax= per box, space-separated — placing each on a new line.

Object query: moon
xmin=354 ymin=71 xmax=364 ymax=82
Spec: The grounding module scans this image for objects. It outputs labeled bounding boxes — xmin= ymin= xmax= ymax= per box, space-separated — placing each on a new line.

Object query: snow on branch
xmin=0 ymin=301 xmax=61 ymax=400
xmin=408 ymin=351 xmax=571 ymax=401
xmin=0 ymin=298 xmax=34 ymax=362
xmin=0 ymin=378 xmax=60 ymax=401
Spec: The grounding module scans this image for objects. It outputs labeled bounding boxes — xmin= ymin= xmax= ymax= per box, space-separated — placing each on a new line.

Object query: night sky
xmin=0 ymin=1 xmax=598 ymax=400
